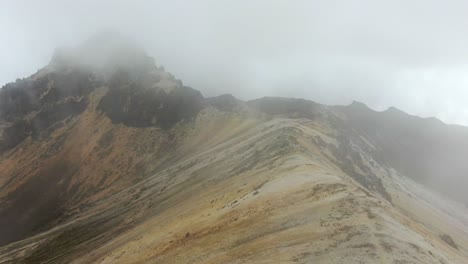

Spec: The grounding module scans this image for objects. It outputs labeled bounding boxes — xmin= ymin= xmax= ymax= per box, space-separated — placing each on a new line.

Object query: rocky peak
xmin=0 ymin=32 xmax=206 ymax=151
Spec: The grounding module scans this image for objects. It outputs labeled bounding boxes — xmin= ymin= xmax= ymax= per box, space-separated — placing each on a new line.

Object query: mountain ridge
xmin=0 ymin=35 xmax=467 ymax=263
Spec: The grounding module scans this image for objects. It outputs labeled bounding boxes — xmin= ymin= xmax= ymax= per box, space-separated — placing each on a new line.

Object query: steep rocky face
xmin=98 ymin=69 xmax=204 ymax=129
xmin=0 ymin=68 xmax=97 ymax=150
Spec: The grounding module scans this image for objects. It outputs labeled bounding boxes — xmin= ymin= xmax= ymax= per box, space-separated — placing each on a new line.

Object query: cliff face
xmin=0 ymin=35 xmax=467 ymax=263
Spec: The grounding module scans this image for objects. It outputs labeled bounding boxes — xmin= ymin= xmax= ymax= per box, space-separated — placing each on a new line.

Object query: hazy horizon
xmin=2 ymin=0 xmax=468 ymax=125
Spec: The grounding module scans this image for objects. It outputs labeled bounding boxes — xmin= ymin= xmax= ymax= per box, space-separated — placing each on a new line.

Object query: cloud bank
xmin=2 ymin=0 xmax=468 ymax=124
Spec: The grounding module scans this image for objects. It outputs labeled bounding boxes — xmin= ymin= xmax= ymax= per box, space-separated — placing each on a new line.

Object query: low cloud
xmin=1 ymin=0 xmax=468 ymax=125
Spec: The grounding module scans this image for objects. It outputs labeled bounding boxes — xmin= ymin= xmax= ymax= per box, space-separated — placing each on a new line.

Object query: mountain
xmin=0 ymin=34 xmax=467 ymax=263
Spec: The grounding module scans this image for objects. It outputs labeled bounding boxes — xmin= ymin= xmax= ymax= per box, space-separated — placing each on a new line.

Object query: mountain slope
xmin=339 ymin=101 xmax=468 ymax=204
xmin=0 ymin=35 xmax=467 ymax=263
xmin=0 ymin=34 xmax=204 ymax=246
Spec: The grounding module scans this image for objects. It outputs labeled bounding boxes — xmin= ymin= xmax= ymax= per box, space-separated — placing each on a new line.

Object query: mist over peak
xmin=0 ymin=3 xmax=468 ymax=263
xmin=49 ymin=31 xmax=157 ymax=75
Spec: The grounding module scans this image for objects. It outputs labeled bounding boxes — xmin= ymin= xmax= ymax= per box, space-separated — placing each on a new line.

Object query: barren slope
xmin=0 ymin=35 xmax=467 ymax=263
xmin=1 ymin=112 xmax=467 ymax=263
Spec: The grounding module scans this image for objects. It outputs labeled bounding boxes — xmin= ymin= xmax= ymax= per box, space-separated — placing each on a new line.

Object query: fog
xmin=2 ymin=0 xmax=468 ymax=125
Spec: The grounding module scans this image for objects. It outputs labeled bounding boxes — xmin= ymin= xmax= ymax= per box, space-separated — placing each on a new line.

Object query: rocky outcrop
xmin=0 ymin=69 xmax=97 ymax=150
xmin=98 ymin=70 xmax=204 ymax=129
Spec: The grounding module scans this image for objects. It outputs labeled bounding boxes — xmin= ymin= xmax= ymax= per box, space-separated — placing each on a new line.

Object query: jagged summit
xmin=0 ymin=33 xmax=204 ymax=152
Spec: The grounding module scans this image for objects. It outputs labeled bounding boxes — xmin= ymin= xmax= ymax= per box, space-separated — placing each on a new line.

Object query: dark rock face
xmin=98 ymin=71 xmax=204 ymax=129
xmin=0 ymin=79 xmax=42 ymax=121
xmin=1 ymin=120 xmax=31 ymax=150
xmin=0 ymin=70 xmax=96 ymax=120
xmin=30 ymin=99 xmax=88 ymax=139
xmin=0 ymin=99 xmax=87 ymax=150
xmin=39 ymin=70 xmax=98 ymax=104
xmin=0 ymin=70 xmax=97 ymax=151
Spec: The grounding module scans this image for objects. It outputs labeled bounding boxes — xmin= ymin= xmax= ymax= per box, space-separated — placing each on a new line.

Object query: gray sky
xmin=2 ymin=0 xmax=468 ymax=125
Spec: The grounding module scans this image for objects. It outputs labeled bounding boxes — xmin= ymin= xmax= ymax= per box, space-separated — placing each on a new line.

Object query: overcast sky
xmin=2 ymin=0 xmax=468 ymax=125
